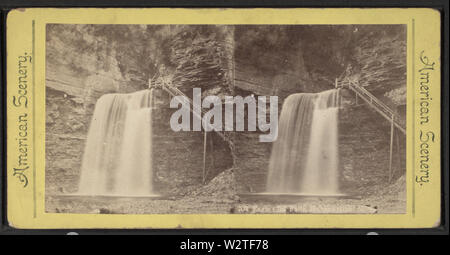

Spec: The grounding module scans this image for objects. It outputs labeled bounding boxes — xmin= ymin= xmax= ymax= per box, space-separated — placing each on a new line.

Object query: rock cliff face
xmin=233 ymin=93 xmax=406 ymax=195
xmin=230 ymin=25 xmax=407 ymax=195
xmin=46 ymin=24 xmax=406 ymax=197
xmin=339 ymin=100 xmax=406 ymax=194
xmin=46 ymin=25 xmax=147 ymax=194
xmin=46 ymin=88 xmax=88 ymax=194
xmin=151 ymin=89 xmax=234 ymax=195
xmin=45 ymin=25 xmax=236 ymax=195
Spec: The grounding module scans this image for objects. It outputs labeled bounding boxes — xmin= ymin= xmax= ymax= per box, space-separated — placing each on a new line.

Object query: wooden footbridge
xmin=336 ymin=78 xmax=406 ymax=182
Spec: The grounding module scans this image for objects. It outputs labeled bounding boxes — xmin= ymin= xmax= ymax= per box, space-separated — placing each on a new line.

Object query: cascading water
xmin=77 ymin=89 xmax=155 ymax=196
xmin=266 ymin=89 xmax=341 ymax=195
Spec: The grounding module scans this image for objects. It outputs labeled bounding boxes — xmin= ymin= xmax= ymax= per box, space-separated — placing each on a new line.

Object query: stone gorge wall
xmin=46 ymin=88 xmax=88 ymax=194
xmin=338 ymin=91 xmax=406 ymax=194
xmin=45 ymin=25 xmax=235 ymax=196
xmin=233 ymin=90 xmax=407 ymax=195
xmin=46 ymin=86 xmax=235 ymax=196
xmin=45 ymin=25 xmax=140 ymax=195
xmin=151 ymin=90 xmax=234 ymax=195
xmin=46 ymin=24 xmax=406 ymax=197
xmin=232 ymin=25 xmax=407 ymax=195
xmin=46 ymin=83 xmax=406 ymax=196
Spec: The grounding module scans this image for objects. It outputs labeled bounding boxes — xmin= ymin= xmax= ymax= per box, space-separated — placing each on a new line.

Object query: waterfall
xmin=266 ymin=89 xmax=341 ymax=195
xmin=77 ymin=89 xmax=155 ymax=196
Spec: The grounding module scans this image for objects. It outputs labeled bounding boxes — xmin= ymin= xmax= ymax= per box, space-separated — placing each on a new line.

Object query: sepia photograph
xmin=45 ymin=24 xmax=407 ymax=215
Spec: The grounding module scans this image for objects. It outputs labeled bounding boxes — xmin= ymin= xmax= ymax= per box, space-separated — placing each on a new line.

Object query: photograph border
xmin=0 ymin=1 xmax=448 ymax=234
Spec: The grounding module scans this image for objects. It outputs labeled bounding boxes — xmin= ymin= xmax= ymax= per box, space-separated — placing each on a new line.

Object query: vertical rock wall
xmin=151 ymin=89 xmax=234 ymax=195
xmin=45 ymin=24 xmax=406 ymax=197
xmin=338 ymin=91 xmax=406 ymax=194
xmin=45 ymin=25 xmax=236 ymax=196
xmin=46 ymin=88 xmax=88 ymax=194
xmin=233 ymin=90 xmax=406 ymax=195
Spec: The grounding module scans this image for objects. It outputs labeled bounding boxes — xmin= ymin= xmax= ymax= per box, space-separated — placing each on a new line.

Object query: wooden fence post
xmin=203 ymin=131 xmax=208 ymax=184
xmin=396 ymin=128 xmax=401 ymax=177
xmin=389 ymin=114 xmax=395 ymax=182
xmin=207 ymin=134 xmax=214 ymax=182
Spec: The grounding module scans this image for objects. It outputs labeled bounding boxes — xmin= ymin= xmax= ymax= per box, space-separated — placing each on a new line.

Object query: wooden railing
xmin=336 ymin=78 xmax=405 ymax=182
xmin=337 ymin=79 xmax=406 ymax=135
xmin=152 ymin=80 xmax=234 ymax=183
xmin=158 ymin=83 xmax=233 ymax=143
